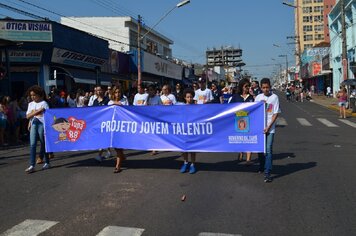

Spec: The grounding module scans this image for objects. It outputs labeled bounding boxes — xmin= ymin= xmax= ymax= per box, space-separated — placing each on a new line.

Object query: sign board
xmin=143 ymin=52 xmax=182 ymax=80
xmin=0 ymin=21 xmax=52 ymax=42
xmin=2 ymin=50 xmax=42 ymax=63
xmin=51 ymin=48 xmax=107 ymax=70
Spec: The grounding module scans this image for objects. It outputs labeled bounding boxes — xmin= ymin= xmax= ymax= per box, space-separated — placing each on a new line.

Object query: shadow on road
xmin=273 ymin=162 xmax=317 ymax=179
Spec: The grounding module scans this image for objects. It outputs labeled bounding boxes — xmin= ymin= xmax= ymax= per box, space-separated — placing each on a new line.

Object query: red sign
xmin=312 ymin=62 xmax=321 ymax=76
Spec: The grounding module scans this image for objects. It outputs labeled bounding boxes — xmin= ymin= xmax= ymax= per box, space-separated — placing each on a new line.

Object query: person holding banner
xmin=93 ymin=86 xmax=111 ymax=163
xmin=180 ymin=88 xmax=197 ymax=174
xmin=147 ymin=84 xmax=162 ymax=156
xmin=255 ymin=78 xmax=280 ymax=183
xmin=108 ymin=86 xmax=128 ymax=173
xmin=229 ymin=78 xmax=254 ymax=166
xmin=25 ymin=85 xmax=50 ymax=173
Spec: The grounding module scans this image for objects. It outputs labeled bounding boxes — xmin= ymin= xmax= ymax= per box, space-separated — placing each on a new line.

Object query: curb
xmin=327 ymin=105 xmax=356 ymax=117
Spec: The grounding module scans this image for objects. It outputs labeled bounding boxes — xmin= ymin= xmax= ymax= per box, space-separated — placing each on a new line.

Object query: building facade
xmin=206 ymin=46 xmax=244 ymax=83
xmin=0 ymin=19 xmax=130 ymax=97
xmin=295 ymin=0 xmax=335 ymax=53
xmin=61 ymin=17 xmax=185 ymax=85
xmin=329 ymin=0 xmax=356 ymax=94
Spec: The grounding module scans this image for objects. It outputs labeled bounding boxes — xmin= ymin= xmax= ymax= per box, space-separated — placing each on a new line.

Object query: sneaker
xmin=264 ymin=175 xmax=272 ymax=183
xmin=180 ymin=163 xmax=189 ymax=173
xmin=25 ymin=165 xmax=35 ymax=173
xmin=104 ymin=150 xmax=111 ymax=159
xmin=94 ymin=156 xmax=103 ymax=163
xmin=42 ymin=163 xmax=51 ymax=170
xmin=189 ymin=164 xmax=196 ymax=174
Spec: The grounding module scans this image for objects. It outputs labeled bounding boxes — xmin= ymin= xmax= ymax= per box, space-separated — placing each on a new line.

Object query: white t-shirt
xmin=108 ymin=95 xmax=129 ymax=106
xmin=255 ymin=93 xmax=280 ymax=134
xmin=160 ymin=94 xmax=177 ymax=105
xmin=194 ymin=88 xmax=213 ymax=104
xmin=147 ymin=95 xmax=162 ymax=106
xmin=133 ymin=93 xmax=148 ymax=106
xmin=88 ymin=95 xmax=97 ymax=107
xmin=76 ymin=96 xmax=85 ymax=107
xmin=26 ymin=100 xmax=49 ymax=124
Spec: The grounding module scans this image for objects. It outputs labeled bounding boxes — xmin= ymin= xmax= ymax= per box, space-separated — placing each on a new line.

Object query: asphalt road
xmin=1 ymin=93 xmax=356 ymax=236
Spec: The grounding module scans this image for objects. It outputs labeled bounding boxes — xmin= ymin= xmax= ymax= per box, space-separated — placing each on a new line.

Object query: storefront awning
xmin=72 ymin=77 xmax=111 ymax=86
xmin=61 ymin=67 xmax=112 ymax=86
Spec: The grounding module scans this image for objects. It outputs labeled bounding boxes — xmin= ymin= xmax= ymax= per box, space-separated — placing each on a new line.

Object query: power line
xmin=0 ymin=2 xmax=47 ymax=20
xmin=16 ymin=0 xmax=131 ymax=41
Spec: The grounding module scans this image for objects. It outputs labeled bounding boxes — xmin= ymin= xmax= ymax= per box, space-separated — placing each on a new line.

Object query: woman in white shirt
xmin=25 ymin=85 xmax=50 ymax=173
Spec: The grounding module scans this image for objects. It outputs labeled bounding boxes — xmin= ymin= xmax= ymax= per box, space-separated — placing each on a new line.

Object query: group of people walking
xmin=19 ymin=77 xmax=280 ymax=183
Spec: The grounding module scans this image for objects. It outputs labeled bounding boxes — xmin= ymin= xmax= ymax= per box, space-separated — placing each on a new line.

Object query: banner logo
xmin=52 ymin=116 xmax=86 ymax=142
xmin=235 ymin=110 xmax=249 ymax=133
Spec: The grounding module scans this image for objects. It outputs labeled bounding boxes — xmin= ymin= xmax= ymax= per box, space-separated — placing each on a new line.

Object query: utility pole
xmin=341 ymin=0 xmax=348 ymax=81
xmin=137 ymin=15 xmax=142 ymax=86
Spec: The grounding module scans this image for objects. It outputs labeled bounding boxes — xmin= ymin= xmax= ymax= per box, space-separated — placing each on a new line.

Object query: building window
xmin=314 ymin=24 xmax=323 ymax=32
xmin=304 ymin=44 xmax=313 ymax=48
xmin=304 ymin=35 xmax=313 ymax=41
xmin=303 ymin=7 xmax=313 ymax=14
xmin=314 ymin=6 xmax=323 ymax=13
xmin=129 ymin=30 xmax=138 ymax=47
xmin=315 ymin=34 xmax=324 ymax=40
xmin=146 ymin=39 xmax=158 ymax=54
xmin=303 ymin=0 xmax=312 ymax=4
xmin=314 ymin=15 xmax=323 ymax=22
xmin=313 ymin=0 xmax=323 ymax=3
xmin=303 ymin=16 xmax=313 ymax=22
xmin=303 ymin=25 xmax=313 ymax=32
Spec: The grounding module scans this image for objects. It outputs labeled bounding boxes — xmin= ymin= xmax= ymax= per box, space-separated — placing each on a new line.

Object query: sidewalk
xmin=309 ymin=94 xmax=356 ymax=117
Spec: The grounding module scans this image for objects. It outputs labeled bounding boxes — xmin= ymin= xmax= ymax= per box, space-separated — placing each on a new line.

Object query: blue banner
xmin=44 ymin=102 xmax=265 ymax=153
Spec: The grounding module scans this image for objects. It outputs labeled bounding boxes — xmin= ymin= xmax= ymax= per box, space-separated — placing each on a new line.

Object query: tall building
xmin=295 ymin=0 xmax=335 ymax=53
xmin=206 ymin=46 xmax=244 ymax=82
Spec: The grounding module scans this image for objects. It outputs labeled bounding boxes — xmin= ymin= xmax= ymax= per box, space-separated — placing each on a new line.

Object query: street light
xmin=137 ymin=0 xmax=190 ymax=86
xmin=279 ymin=54 xmax=288 ymax=84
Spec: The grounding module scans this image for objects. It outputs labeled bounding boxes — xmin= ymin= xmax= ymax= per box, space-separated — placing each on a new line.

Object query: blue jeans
xmin=29 ymin=118 xmax=49 ymax=166
xmin=258 ymin=133 xmax=275 ymax=175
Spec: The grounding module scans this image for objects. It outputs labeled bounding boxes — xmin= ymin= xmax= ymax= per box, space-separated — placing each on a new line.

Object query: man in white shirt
xmin=255 ymin=78 xmax=280 ymax=183
xmin=133 ymin=84 xmax=148 ymax=106
xmin=194 ymin=78 xmax=213 ymax=104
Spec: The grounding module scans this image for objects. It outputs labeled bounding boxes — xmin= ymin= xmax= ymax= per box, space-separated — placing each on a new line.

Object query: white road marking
xmin=96 ymin=226 xmax=144 ymax=236
xmin=317 ymin=118 xmax=339 ymax=127
xmin=277 ymin=117 xmax=288 ymax=126
xmin=1 ymin=219 xmax=58 ymax=236
xmin=296 ymin=118 xmax=312 ymax=126
xmin=199 ymin=233 xmax=242 ymax=236
xmin=338 ymin=119 xmax=356 ymax=128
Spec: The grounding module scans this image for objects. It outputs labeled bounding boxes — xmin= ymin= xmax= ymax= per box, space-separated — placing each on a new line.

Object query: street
xmin=1 ymin=93 xmax=356 ymax=236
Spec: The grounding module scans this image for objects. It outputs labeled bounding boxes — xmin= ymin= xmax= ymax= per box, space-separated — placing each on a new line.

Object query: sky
xmin=0 ymin=0 xmax=296 ymax=79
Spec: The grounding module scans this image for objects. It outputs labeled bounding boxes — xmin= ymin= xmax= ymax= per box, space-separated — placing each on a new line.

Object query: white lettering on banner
xmin=171 ymin=122 xmax=213 ymax=135
xmin=100 ymin=120 xmax=214 ymax=136
xmin=101 ymin=121 xmax=138 ymax=133
xmin=228 ymin=135 xmax=258 ymax=144
xmin=139 ymin=122 xmax=169 ymax=134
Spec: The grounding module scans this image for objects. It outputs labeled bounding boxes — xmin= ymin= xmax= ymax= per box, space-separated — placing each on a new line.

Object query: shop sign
xmin=2 ymin=50 xmax=42 ymax=62
xmin=0 ymin=21 xmax=52 ymax=42
xmin=312 ymin=62 xmax=321 ymax=76
xmin=143 ymin=52 xmax=182 ymax=80
xmin=51 ymin=48 xmax=107 ymax=70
